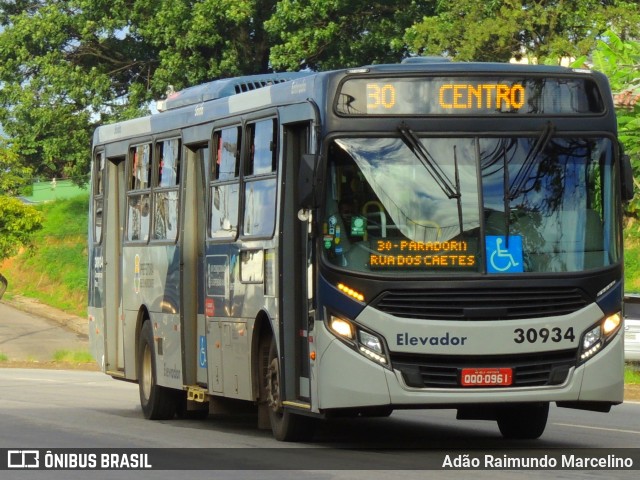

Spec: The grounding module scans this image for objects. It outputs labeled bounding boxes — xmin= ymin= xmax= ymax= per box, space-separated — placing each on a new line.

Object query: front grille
xmin=372 ymin=287 xmax=589 ymax=320
xmin=392 ymin=350 xmax=577 ymax=388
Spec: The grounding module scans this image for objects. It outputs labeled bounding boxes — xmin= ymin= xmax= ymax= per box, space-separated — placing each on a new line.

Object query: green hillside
xmin=0 ymin=195 xmax=88 ymax=316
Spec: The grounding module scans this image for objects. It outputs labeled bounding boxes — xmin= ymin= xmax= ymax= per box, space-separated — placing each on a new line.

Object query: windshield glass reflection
xmin=323 ymin=136 xmax=618 ymax=275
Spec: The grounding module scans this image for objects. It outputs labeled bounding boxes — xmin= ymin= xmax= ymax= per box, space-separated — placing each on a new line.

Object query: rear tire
xmin=497 ymin=402 xmax=549 ymax=439
xmin=262 ymin=335 xmax=315 ymax=442
xmin=137 ymin=321 xmax=177 ymax=420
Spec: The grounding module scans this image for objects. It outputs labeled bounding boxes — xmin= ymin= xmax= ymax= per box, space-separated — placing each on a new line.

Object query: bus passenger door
xmin=280 ymin=105 xmax=317 ymax=408
xmin=103 ymin=156 xmax=126 ymax=373
xmin=182 ymin=144 xmax=207 ymax=387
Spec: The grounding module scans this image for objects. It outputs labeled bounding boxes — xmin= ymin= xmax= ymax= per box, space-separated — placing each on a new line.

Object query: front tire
xmin=497 ymin=402 xmax=549 ymax=439
xmin=137 ymin=321 xmax=177 ymax=420
xmin=262 ymin=335 xmax=315 ymax=442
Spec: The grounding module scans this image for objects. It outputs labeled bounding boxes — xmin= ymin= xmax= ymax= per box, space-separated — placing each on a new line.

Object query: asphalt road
xmin=0 ymin=300 xmax=88 ymax=362
xmin=0 ymin=368 xmax=639 ymax=479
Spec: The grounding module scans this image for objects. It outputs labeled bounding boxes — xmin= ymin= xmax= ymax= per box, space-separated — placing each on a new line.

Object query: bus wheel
xmin=497 ymin=402 xmax=549 ymax=439
xmin=137 ymin=321 xmax=177 ymax=420
xmin=264 ymin=337 xmax=315 ymax=442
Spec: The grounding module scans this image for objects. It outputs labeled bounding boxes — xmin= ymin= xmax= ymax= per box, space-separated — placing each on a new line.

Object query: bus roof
xmin=93 ymin=60 xmax=606 ymax=147
xmin=157 ymin=72 xmax=313 ymax=111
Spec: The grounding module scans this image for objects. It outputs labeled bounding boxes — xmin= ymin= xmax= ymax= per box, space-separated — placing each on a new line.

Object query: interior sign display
xmin=370 ymin=240 xmax=476 ymax=269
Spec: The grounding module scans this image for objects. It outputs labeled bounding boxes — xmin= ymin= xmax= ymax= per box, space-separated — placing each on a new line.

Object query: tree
xmin=582 ymin=30 xmax=640 ymax=217
xmin=1 ymin=0 xmax=639 ymax=187
xmin=0 ymin=138 xmax=33 ymax=196
xmin=137 ymin=0 xmax=281 ymax=91
xmin=0 ymin=0 xmax=282 ymax=184
xmin=0 ymin=0 xmax=154 ymax=183
xmin=405 ymin=0 xmax=640 ymax=63
xmin=0 ymin=196 xmax=43 ymax=262
xmin=265 ymin=0 xmax=436 ymax=71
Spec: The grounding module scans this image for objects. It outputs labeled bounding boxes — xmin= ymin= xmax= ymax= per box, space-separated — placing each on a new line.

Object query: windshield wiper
xmin=508 ymin=121 xmax=555 ymax=200
xmin=398 ymin=122 xmax=464 ymax=236
xmin=398 ymin=122 xmax=459 ymax=200
xmin=501 ymin=122 xmax=554 ymax=247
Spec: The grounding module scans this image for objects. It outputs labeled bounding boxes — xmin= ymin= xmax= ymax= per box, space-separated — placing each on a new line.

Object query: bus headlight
xmin=329 ymin=316 xmax=355 ymax=340
xmin=359 ymin=330 xmax=383 ymax=353
xmin=578 ymin=312 xmax=622 ymax=364
xmin=328 ymin=315 xmax=390 ymax=368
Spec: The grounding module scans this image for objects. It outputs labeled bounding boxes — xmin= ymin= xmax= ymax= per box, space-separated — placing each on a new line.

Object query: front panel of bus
xmin=311 ymin=68 xmax=625 ymax=412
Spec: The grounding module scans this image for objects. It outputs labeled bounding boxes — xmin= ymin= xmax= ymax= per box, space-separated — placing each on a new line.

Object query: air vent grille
xmin=372 ymin=287 xmax=589 ymax=320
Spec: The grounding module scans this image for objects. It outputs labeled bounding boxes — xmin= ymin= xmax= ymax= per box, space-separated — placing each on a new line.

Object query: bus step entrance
xmin=187 ymin=386 xmax=208 ymax=403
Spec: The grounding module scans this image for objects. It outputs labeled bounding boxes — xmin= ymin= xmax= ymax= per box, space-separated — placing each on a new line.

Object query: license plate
xmin=460 ymin=368 xmax=513 ymax=387
xmin=625 ymin=332 xmax=636 ymax=341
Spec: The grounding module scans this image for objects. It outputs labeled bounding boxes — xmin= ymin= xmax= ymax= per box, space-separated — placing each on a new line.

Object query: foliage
xmin=137 ymin=0 xmax=281 ymax=90
xmin=0 ymin=0 xmax=283 ymax=183
xmin=580 ymin=30 xmax=640 ymax=216
xmin=405 ymin=0 xmax=640 ymax=63
xmin=0 ymin=196 xmax=43 ymax=261
xmin=0 ymin=0 xmax=149 ymax=183
xmin=1 ymin=0 xmax=640 ymax=185
xmin=0 ymin=137 xmax=32 ymax=195
xmin=265 ymin=0 xmax=435 ymax=71
xmin=625 ymin=232 xmax=640 ymax=292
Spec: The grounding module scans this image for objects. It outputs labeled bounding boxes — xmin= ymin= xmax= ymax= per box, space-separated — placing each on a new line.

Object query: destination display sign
xmin=335 ymin=76 xmax=604 ymax=116
xmin=369 ymin=240 xmax=477 ymax=270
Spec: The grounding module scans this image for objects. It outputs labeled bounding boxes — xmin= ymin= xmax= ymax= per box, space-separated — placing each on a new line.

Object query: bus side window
xmin=127 ymin=144 xmax=152 ymax=242
xmin=92 ymin=152 xmax=105 ymax=243
xmin=210 ymin=127 xmax=241 ymax=239
xmin=243 ymin=119 xmax=278 ymax=238
xmin=154 ymin=138 xmax=181 ymax=241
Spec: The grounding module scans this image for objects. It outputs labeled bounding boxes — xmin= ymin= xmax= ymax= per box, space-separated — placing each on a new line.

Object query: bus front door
xmin=280 ymin=111 xmax=316 ymax=408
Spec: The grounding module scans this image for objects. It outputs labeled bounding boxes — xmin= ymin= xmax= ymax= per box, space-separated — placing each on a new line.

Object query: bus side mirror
xmin=298 ymin=153 xmax=318 ymax=208
xmin=621 ymin=154 xmax=635 ymax=202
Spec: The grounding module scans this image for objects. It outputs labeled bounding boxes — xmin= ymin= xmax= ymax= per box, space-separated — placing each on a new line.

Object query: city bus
xmin=88 ymin=59 xmax=634 ymax=441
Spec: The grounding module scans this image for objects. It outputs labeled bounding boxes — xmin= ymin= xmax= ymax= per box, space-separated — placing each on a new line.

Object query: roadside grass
xmin=0 ymin=350 xmax=93 ymax=364
xmin=625 ymin=364 xmax=640 ymax=384
xmin=52 ymin=349 xmax=94 ymax=363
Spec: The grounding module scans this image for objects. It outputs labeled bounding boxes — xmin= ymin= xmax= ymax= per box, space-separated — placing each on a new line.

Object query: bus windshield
xmin=323 ymin=135 xmax=619 ymax=274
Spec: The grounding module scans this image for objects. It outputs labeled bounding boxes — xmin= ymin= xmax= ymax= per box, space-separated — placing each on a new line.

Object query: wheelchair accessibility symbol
xmin=486 ymin=235 xmax=524 ymax=273
xmin=199 ymin=335 xmax=207 ymax=368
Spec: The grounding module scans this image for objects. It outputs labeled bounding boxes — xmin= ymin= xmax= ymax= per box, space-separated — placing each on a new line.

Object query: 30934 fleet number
xmin=513 ymin=327 xmax=575 ymax=344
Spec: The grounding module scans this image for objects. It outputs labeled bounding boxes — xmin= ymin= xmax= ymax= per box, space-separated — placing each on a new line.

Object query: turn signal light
xmin=337 ymin=283 xmax=365 ymax=302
